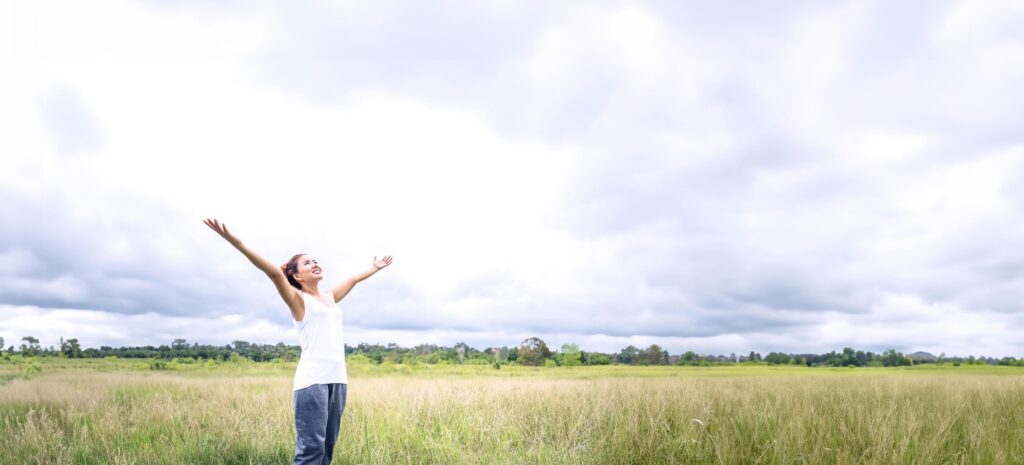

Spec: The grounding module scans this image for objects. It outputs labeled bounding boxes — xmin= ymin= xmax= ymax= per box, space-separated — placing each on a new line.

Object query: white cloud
xmin=812 ymin=292 xmax=1024 ymax=357
xmin=0 ymin=305 xmax=295 ymax=349
xmin=2 ymin=0 xmax=1024 ymax=357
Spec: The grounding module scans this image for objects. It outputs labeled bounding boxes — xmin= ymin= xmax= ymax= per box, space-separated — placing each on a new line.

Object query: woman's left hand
xmin=373 ymin=255 xmax=393 ymax=270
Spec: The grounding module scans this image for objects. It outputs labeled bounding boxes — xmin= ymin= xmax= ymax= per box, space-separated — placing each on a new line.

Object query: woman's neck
xmin=301 ymin=285 xmax=321 ymax=295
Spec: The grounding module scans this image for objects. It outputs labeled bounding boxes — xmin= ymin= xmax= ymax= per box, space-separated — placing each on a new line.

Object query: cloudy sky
xmin=2 ymin=0 xmax=1024 ymax=357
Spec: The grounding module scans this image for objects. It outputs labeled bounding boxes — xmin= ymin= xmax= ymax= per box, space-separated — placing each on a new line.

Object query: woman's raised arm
xmin=331 ymin=255 xmax=392 ymax=303
xmin=203 ymin=218 xmax=305 ymax=320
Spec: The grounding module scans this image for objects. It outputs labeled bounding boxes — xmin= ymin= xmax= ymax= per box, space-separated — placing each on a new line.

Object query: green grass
xmin=2 ymin=358 xmax=1023 ymax=464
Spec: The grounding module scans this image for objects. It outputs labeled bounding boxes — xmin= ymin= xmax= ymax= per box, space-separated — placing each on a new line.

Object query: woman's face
xmin=293 ymin=255 xmax=323 ymax=287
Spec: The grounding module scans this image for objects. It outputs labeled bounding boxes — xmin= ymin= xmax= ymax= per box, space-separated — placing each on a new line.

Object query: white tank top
xmin=292 ymin=290 xmax=348 ymax=390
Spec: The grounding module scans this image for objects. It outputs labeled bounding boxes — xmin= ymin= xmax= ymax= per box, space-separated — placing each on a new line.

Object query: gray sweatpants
xmin=293 ymin=383 xmax=347 ymax=465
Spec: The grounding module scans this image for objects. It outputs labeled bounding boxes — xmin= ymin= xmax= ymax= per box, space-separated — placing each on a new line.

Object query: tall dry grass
xmin=2 ymin=366 xmax=1023 ymax=464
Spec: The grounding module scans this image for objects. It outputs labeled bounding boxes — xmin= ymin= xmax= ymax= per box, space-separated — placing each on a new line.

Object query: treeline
xmin=3 ymin=335 xmax=1023 ymax=367
xmin=6 ymin=337 xmax=299 ymax=362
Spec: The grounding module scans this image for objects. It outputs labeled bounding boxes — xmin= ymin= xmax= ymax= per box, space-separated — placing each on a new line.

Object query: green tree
xmin=881 ymin=349 xmax=912 ymax=367
xmin=20 ymin=336 xmax=41 ymax=356
xmin=507 ymin=347 xmax=519 ymax=363
xmin=518 ymin=337 xmax=551 ymax=366
xmin=841 ymin=347 xmax=856 ymax=366
xmin=616 ymin=345 xmax=640 ymax=365
xmin=172 ymin=339 xmax=189 ymax=350
xmin=60 ymin=338 xmax=82 ymax=358
xmin=560 ymin=343 xmax=582 ymax=367
xmin=638 ymin=344 xmax=668 ymax=365
xmin=454 ymin=342 xmax=469 ymax=364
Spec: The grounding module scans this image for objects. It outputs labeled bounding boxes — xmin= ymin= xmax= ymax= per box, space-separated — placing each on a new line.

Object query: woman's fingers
xmin=203 ymin=218 xmax=230 ymax=238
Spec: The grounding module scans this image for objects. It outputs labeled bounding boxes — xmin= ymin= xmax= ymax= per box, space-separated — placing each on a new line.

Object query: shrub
xmin=23 ymin=361 xmax=41 ymax=375
xmin=346 ymin=353 xmax=373 ymax=365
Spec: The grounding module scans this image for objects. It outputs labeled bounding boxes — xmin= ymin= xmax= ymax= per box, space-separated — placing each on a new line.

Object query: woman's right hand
xmin=203 ymin=218 xmax=240 ymax=245
xmin=203 ymin=218 xmax=304 ymax=320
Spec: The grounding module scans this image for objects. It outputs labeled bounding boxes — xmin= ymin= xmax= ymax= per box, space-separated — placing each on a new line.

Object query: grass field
xmin=2 ymin=358 xmax=1023 ymax=464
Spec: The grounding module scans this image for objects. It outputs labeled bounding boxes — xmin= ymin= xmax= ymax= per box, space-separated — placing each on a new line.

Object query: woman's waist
xmin=297 ymin=353 xmax=347 ymax=364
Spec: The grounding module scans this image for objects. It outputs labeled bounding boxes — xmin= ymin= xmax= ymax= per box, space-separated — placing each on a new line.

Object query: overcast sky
xmin=2 ymin=0 xmax=1024 ymax=357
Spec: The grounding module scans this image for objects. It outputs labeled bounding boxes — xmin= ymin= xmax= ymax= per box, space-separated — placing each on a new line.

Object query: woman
xmin=203 ymin=218 xmax=392 ymax=465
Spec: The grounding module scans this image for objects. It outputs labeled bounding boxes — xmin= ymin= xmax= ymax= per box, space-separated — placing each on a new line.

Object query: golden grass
xmin=2 ymin=365 xmax=1023 ymax=464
